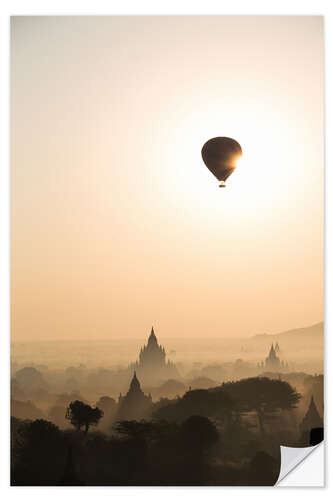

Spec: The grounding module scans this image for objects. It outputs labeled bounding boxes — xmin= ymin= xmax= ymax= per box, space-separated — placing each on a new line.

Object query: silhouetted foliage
xmin=221 ymin=377 xmax=301 ymax=433
xmin=114 ymin=419 xmax=157 ymax=440
xmin=180 ymin=415 xmax=219 ymax=454
xmin=153 ymin=388 xmax=235 ymax=423
xmin=96 ymin=396 xmax=117 ymax=429
xmin=246 ymin=451 xmax=279 ymax=486
xmin=11 ymin=419 xmax=66 ymax=485
xmin=113 ymin=419 xmax=179 ymax=443
xmin=9 ymin=372 xmax=308 ymax=485
xmin=65 ymin=400 xmax=103 ymax=433
xmin=58 ymin=444 xmax=85 ymax=486
xmin=96 ymin=396 xmax=117 ymax=413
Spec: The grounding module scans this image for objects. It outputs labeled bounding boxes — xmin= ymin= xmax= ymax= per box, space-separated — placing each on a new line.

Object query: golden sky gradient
xmin=11 ymin=16 xmax=324 ymax=342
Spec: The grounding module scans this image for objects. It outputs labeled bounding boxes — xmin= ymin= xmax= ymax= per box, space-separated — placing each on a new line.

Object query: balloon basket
xmin=219 ymin=181 xmax=226 ymax=188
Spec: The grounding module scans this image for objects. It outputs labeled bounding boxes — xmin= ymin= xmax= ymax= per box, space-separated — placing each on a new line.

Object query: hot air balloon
xmin=201 ymin=137 xmax=242 ymax=187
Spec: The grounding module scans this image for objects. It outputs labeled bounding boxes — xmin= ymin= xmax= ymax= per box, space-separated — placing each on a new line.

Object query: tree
xmin=96 ymin=396 xmax=117 ymax=430
xmin=179 ymin=415 xmax=219 ymax=485
xmin=180 ymin=415 xmax=219 ymax=455
xmin=14 ymin=367 xmax=48 ymax=392
xmin=96 ymin=396 xmax=117 ymax=413
xmin=153 ymin=388 xmax=235 ymax=424
xmin=113 ymin=420 xmax=157 ymax=440
xmin=113 ymin=419 xmax=179 ymax=443
xmin=11 ymin=419 xmax=66 ymax=485
xmin=221 ymin=377 xmax=301 ymax=433
xmin=65 ymin=400 xmax=103 ymax=433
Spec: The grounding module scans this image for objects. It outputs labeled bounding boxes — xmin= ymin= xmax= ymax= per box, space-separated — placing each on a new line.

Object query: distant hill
xmin=247 ymin=322 xmax=323 ymax=369
xmin=252 ymin=322 xmax=323 ymax=341
xmin=11 ymin=322 xmax=324 ymax=370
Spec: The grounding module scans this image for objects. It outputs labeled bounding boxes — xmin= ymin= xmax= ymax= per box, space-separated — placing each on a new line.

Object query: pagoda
xmin=300 ymin=395 xmax=323 ymax=434
xmin=116 ymin=372 xmax=152 ymax=421
xmin=130 ymin=327 xmax=179 ymax=385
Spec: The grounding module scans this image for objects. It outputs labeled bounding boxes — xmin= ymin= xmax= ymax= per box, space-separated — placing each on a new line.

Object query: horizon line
xmin=11 ymin=320 xmax=324 ymax=344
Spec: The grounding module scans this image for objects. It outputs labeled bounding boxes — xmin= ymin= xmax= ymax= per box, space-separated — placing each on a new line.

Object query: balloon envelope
xmin=201 ymin=137 xmax=242 ymax=186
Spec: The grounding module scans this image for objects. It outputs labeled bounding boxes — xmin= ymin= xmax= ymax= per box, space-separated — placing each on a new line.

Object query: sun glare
xmin=154 ymin=100 xmax=310 ymax=233
xmin=235 ymin=156 xmax=243 ymax=168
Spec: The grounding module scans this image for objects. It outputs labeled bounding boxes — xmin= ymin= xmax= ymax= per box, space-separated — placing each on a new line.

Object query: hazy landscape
xmin=10 ymin=321 xmax=324 ymax=486
xmin=10 ymin=16 xmax=323 ymax=487
xmin=12 ymin=322 xmax=323 ymax=371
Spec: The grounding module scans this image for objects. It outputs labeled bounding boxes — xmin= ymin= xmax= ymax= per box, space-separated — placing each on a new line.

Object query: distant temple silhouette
xmin=130 ymin=327 xmax=179 ymax=384
xmin=258 ymin=343 xmax=289 ymax=372
xmin=300 ymin=395 xmax=323 ymax=435
xmin=139 ymin=327 xmax=166 ymax=368
xmin=116 ymin=372 xmax=152 ymax=421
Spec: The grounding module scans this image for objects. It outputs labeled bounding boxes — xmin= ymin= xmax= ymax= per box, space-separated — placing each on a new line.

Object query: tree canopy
xmin=153 ymin=377 xmax=301 ymax=434
xmin=220 ymin=377 xmax=301 ymax=432
xmin=153 ymin=388 xmax=235 ymax=423
xmin=65 ymin=400 xmax=103 ymax=433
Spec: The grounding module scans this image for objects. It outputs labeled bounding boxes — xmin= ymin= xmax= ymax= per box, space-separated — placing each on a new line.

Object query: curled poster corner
xmin=276 ymin=443 xmax=322 ymax=485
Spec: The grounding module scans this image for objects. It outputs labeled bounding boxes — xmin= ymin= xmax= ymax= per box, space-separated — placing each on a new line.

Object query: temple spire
xmin=300 ymin=394 xmax=323 ymax=433
xmin=148 ymin=326 xmax=158 ymax=345
xmin=129 ymin=371 xmax=141 ymax=392
xmin=134 ymin=325 xmax=179 ymax=385
xmin=263 ymin=342 xmax=282 ymax=372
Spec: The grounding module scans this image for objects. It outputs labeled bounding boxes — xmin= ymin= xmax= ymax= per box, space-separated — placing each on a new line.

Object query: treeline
xmin=154 ymin=377 xmax=301 ymax=433
xmin=11 ymin=377 xmax=311 ymax=486
xmin=11 ymin=416 xmax=281 ymax=486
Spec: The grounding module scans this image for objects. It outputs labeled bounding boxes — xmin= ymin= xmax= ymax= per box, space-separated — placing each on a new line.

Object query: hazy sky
xmin=11 ymin=16 xmax=323 ymax=342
